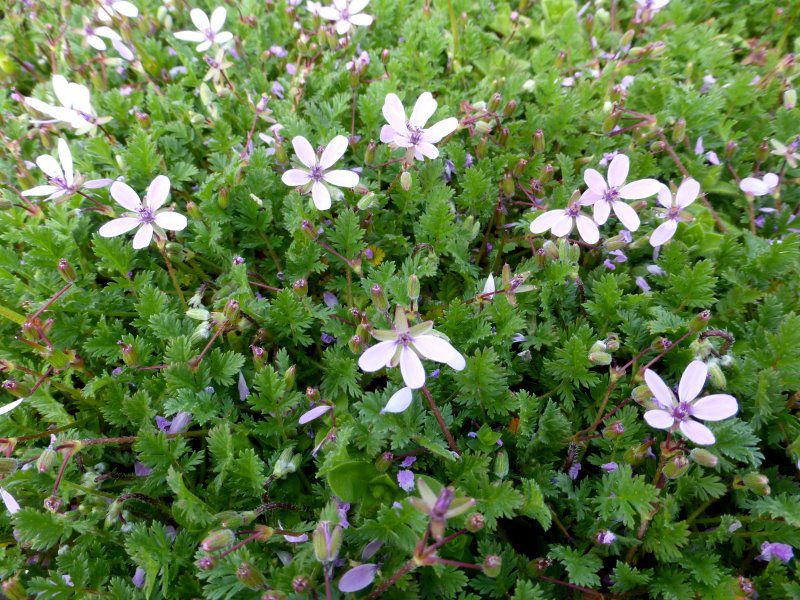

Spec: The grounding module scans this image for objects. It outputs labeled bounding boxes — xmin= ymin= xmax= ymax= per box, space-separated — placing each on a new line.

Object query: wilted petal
xmin=311 ymin=181 xmax=331 ymax=210
xmin=338 ymin=564 xmax=379 ymax=593
xmin=678 ymin=360 xmax=707 ymax=403
xmin=358 ymin=340 xmax=397 ymax=372
xmin=132 ymin=223 xmax=154 ymax=249
xmin=299 ymin=404 xmax=332 ymax=425
xmin=619 ymin=178 xmax=661 ymax=200
xmin=576 ymin=214 xmax=600 ymax=244
xmin=410 ymin=92 xmax=437 ymax=128
xmin=324 ymin=170 xmax=359 ymax=188
xmin=154 ymin=211 xmax=187 ymax=231
xmin=412 ymin=335 xmax=466 ymax=370
xmin=319 ymin=135 xmax=349 ymax=169
xmin=110 ymin=181 xmax=142 ymax=211
xmin=607 ymin=154 xmax=630 ymax=188
xmin=530 ymin=210 xmax=565 ymax=233
xmin=691 ymin=394 xmax=737 ymax=421
xmin=99 ymin=217 xmax=140 ymax=237
xmin=612 ymin=201 xmax=640 ymax=231
xmin=644 ymin=369 xmax=674 ymax=408
xmin=584 ymin=168 xmax=607 ymax=194
xmin=383 ymin=387 xmax=413 ymax=413
xmin=146 ymin=175 xmax=170 ymax=210
xmin=291 ymin=136 xmax=317 ymax=168
xmin=649 ymin=219 xmax=677 ymax=247
xmin=680 ymin=419 xmax=715 ymax=445
xmin=644 ymin=409 xmax=674 ymax=429
xmin=399 ymin=347 xmax=426 ymax=389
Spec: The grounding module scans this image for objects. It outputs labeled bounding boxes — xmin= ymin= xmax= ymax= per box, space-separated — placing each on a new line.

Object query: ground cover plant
xmin=0 ymin=0 xmax=799 ymax=597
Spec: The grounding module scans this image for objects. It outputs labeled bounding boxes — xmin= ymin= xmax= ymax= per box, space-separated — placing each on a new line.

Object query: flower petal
xmin=584 ymin=168 xmax=608 ymax=194
xmin=550 ymin=214 xmax=574 ymax=237
xmin=323 ymin=170 xmax=359 ymax=188
xmin=612 ymin=201 xmax=640 ymax=231
xmin=739 ymin=177 xmax=768 ymax=196
xmin=154 ymin=211 xmax=187 ymax=231
xmin=656 ymin=184 xmax=673 ymax=209
xmin=58 ymin=139 xmax=74 ymax=185
xmin=410 ymin=92 xmax=437 ymax=128
xmin=382 ymin=93 xmax=408 ymax=136
xmin=209 ymin=6 xmax=226 ymax=31
xmin=146 ymin=175 xmax=170 ymax=210
xmin=319 ymin=135 xmax=349 ymax=170
xmin=483 ymin=274 xmax=495 ymax=295
xmin=576 ymin=214 xmax=600 ymax=244
xmin=691 ymin=394 xmax=738 ymax=421
xmin=644 ymin=409 xmax=674 ymax=429
xmin=311 ymin=181 xmax=331 ymax=210
xmin=338 ymin=564 xmax=379 ymax=593
xmin=579 ymin=188 xmax=602 ymax=205
xmin=0 ymin=487 xmax=20 ymax=514
xmin=0 ymin=397 xmax=25 ymax=417
xmin=644 ymin=368 xmax=675 ymax=408
xmin=214 ymin=31 xmax=233 ymax=45
xmin=113 ymin=0 xmax=138 ymax=17
xmin=607 ymin=153 xmax=630 ymax=188
xmin=299 ymin=404 xmax=332 ymax=424
xmin=678 ymin=360 xmax=708 ymax=403
xmin=282 ymin=169 xmax=312 ymax=186
xmin=416 ymin=141 xmax=439 ymax=160
xmin=291 ymin=136 xmax=317 ymax=168
xmin=335 ymin=19 xmax=351 ymax=35
xmin=399 ymin=347 xmax=426 ymax=389
xmin=132 ymin=222 xmax=154 ymax=249
xmin=593 ymin=199 xmax=611 ymax=225
xmin=190 ymin=8 xmax=210 ymax=31
xmin=379 ymin=124 xmax=397 ymax=144
xmin=99 ymin=217 xmax=140 ymax=237
xmin=174 ymin=31 xmax=206 ymax=42
xmin=619 ymin=178 xmax=661 ymax=200
xmin=83 ymin=178 xmax=113 ymax=189
xmin=348 ymin=0 xmax=370 ymax=13
xmin=383 ymin=387 xmax=413 ymax=413
xmin=358 ymin=340 xmax=397 ymax=372
xmin=36 ymin=154 xmax=63 ymax=180
xmin=529 ymin=210 xmax=565 ymax=234
xmin=412 ymin=335 xmax=466 ymax=370
xmin=21 ymin=185 xmax=60 ymax=197
xmin=675 ymin=178 xmax=700 ymax=208
xmin=762 ymin=173 xmax=779 ymax=190
xmin=349 ymin=13 xmax=373 ymax=26
xmin=679 ymin=419 xmax=715 ymax=445
xmin=424 ymin=117 xmax=458 ymax=143
xmin=649 ymin=219 xmax=678 ymax=247
xmin=110 ymin=181 xmax=142 ymax=211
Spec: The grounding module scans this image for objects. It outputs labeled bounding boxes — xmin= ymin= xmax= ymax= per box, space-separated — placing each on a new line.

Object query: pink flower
xmin=281 ymin=135 xmax=359 ymax=210
xmin=579 ymin=154 xmax=660 ymax=231
xmin=529 ymin=200 xmax=599 ymax=244
xmin=319 ymin=0 xmax=374 ymax=35
xmin=174 ymin=7 xmax=233 ymax=52
xmin=649 ymin=179 xmax=699 ymax=247
xmin=99 ymin=176 xmax=187 ymax=249
xmin=643 ymin=360 xmax=738 ymax=445
xmin=380 ymin=92 xmax=458 ymax=161
xmin=358 ymin=307 xmax=465 ymax=389
xmin=22 ymin=139 xmax=112 ymax=201
xmin=739 ymin=173 xmax=779 ymax=197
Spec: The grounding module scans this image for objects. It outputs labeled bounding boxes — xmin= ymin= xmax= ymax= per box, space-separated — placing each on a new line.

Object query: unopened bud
xmin=542 ymin=240 xmax=559 ymax=260
xmin=672 ymin=118 xmax=686 ymax=143
xmin=584 ymin=12 xmax=594 ymax=34
xmin=602 ymin=421 xmax=625 ymax=439
xmin=513 ymin=158 xmax=528 ymax=177
xmin=555 ymin=51 xmax=565 ymax=69
xmin=708 ymin=362 xmax=726 ymax=389
xmin=201 ymin=529 xmax=235 ymax=552
xmin=58 ymin=258 xmax=76 ymax=282
xmin=283 ymin=365 xmax=296 ymax=388
xmin=0 ymin=458 xmax=18 ymax=477
xmin=620 ymin=29 xmax=634 ymax=48
xmin=236 ymin=561 xmax=267 ymax=589
xmin=663 ymin=454 xmax=690 ymax=479
xmin=301 ymin=219 xmax=317 ymax=240
xmin=223 ymin=299 xmax=240 ymax=320
xmin=186 ymin=201 xmax=201 ymax=220
xmin=533 ymin=129 xmax=545 ymax=153
xmin=742 ymin=472 xmax=770 ymax=495
xmin=292 ymin=577 xmax=309 ymax=594
xmin=605 ymin=334 xmax=620 ymax=352
xmin=371 ymin=284 xmax=388 ymax=312
xmin=197 ymin=556 xmax=216 ymax=571
xmin=407 ymin=274 xmax=420 ymax=301
xmin=498 ymin=127 xmax=509 ymax=146
xmin=251 ymin=345 xmax=266 ymax=368
xmin=118 ymin=341 xmax=138 ymax=368
xmin=502 ymin=171 xmax=514 ymax=196
xmin=400 ymin=170 xmax=412 ymax=191
xmin=783 ymin=89 xmax=797 ymax=110
xmin=37 ymin=448 xmax=56 ymax=473
xmin=603 ymin=108 xmax=620 ymax=133
xmin=261 ymin=592 xmax=286 ymax=600
xmin=650 ymin=140 xmax=666 ymax=153
xmin=724 ymin=140 xmax=738 ymax=159
xmin=503 ymin=99 xmax=517 ymax=117
xmin=376 ymin=451 xmax=393 ymax=472
xmin=273 ymin=448 xmax=298 ymax=479
xmin=488 ymin=92 xmax=502 ymax=112
xmin=357 ymin=191 xmax=378 ymax=210
xmin=482 ymin=555 xmax=502 ymax=578
xmin=292 ymin=278 xmax=307 ymax=297
xmin=104 ymin=500 xmax=124 ymax=528
xmin=467 ymin=512 xmax=485 ymax=532
xmin=688 ymin=310 xmax=711 ymax=332
xmin=306 ymin=387 xmax=320 ymax=402
xmin=1 ymin=576 xmax=26 ymax=600
xmin=589 ymin=351 xmax=612 ymax=365
xmin=540 ymin=164 xmax=554 ymax=183
xmin=755 ymin=139 xmax=769 ymax=163
xmin=380 ymin=49 xmax=389 ymax=63
xmin=365 ymin=139 xmax=376 ymax=164
xmin=690 ymin=448 xmax=718 ymax=468
xmin=624 ymin=442 xmax=652 ymax=465
xmin=493 ymin=449 xmax=509 ymax=479
xmin=348 ymin=334 xmax=363 ymax=353
xmin=313 ymin=521 xmax=343 ymax=563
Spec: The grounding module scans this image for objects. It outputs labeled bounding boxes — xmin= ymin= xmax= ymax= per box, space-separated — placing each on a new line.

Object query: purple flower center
xmin=566 ymin=204 xmax=580 ymax=218
xmin=397 ymin=332 xmax=412 ymax=346
xmin=204 ymin=29 xmax=215 ymax=41
xmin=671 ymin=401 xmax=692 ymax=422
xmin=310 ymin=165 xmax=324 ymax=181
xmin=407 ymin=124 xmax=424 ymax=145
xmin=340 ymin=8 xmax=350 ymax=19
xmin=138 ymin=207 xmax=155 ymax=223
xmin=667 ymin=205 xmax=681 ymax=220
xmin=603 ymin=187 xmax=620 ymax=203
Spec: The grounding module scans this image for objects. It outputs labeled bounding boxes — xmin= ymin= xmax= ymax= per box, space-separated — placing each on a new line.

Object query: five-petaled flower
xmin=319 ymin=0 xmax=374 ymax=35
xmin=99 ymin=176 xmax=188 ymax=249
xmin=380 ymin=92 xmax=459 ymax=161
xmin=175 ymin=7 xmax=233 ymax=52
xmin=24 ymin=75 xmax=109 ymax=135
xmin=643 ymin=360 xmax=738 ymax=445
xmin=281 ymin=135 xmax=359 ymax=210
xmin=580 ymin=154 xmax=660 ymax=231
xmin=22 ymin=139 xmax=112 ymax=201
xmin=530 ymin=200 xmax=600 ymax=244
xmin=739 ymin=173 xmax=779 ymax=197
xmin=649 ymin=178 xmax=699 ymax=247
xmin=358 ymin=307 xmax=465 ymax=389
xmin=80 ymin=23 xmax=135 ymax=60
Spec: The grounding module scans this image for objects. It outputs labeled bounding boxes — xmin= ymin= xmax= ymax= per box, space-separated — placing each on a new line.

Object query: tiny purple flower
xmin=400 ymin=456 xmax=417 ymax=468
xmin=596 ymin=530 xmax=616 ymax=545
xmin=568 ymin=462 xmax=581 ymax=480
xmin=601 ymin=462 xmax=618 ymax=473
xmin=758 ymin=542 xmax=793 ymax=563
xmin=635 ymin=276 xmax=650 ymax=292
xmin=397 ymin=470 xmax=415 ymax=492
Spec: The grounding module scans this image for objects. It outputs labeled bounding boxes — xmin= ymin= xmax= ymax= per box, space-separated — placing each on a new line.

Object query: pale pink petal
xmin=550 ymin=214 xmax=574 ymax=237
xmin=132 ymin=223 xmax=154 ymax=249
xmin=110 ymin=181 xmax=142 ymax=211
xmin=51 ymin=74 xmax=72 ymax=107
xmin=99 ymin=217 xmax=140 ymax=237
xmin=22 ymin=185 xmax=60 ymax=197
xmin=739 ymin=177 xmax=767 ymax=196
xmin=675 ymin=178 xmax=700 ymax=208
xmin=323 ymin=170 xmax=359 ymax=187
xmin=112 ymin=0 xmax=138 ymax=17
xmin=0 ymin=488 xmax=20 ymax=514
xmin=175 ymin=31 xmax=206 ymax=42
xmin=318 ymin=6 xmax=340 ymax=21
xmin=529 ymin=210 xmax=565 ymax=234
xmin=145 ymin=175 xmax=170 ymax=210
xmin=57 ymin=139 xmax=74 ymax=185
xmin=584 ymin=168 xmax=607 ymax=194
xmin=679 ymin=419 xmax=715 ymax=445
xmin=576 ymin=214 xmax=600 ymax=244
xmin=412 ymin=335 xmax=465 ymax=370
xmin=423 ymin=117 xmax=458 ymax=143
xmin=593 ymin=199 xmax=611 ymax=225
xmin=379 ymin=124 xmax=397 ymax=144
xmin=762 ymin=173 xmax=779 ymax=190
xmin=311 ymin=181 xmax=331 ymax=210
xmin=691 ymin=394 xmax=738 ymax=421
xmin=579 ymin=189 xmax=602 ymax=206
xmin=399 ymin=347 xmax=426 ymax=389
xmin=644 ymin=368 xmax=675 ymax=408
xmin=190 ymin=8 xmax=210 ymax=31
xmin=416 ymin=141 xmax=439 ymax=160
xmin=348 ymin=0 xmax=370 ymax=14
xmin=36 ymin=154 xmax=63 ymax=180
xmin=282 ymin=169 xmax=312 ymax=186
xmin=291 ymin=136 xmax=317 ymax=168
xmin=618 ymin=178 xmax=661 ymax=200
xmin=338 ymin=564 xmax=379 ymax=593
xmin=154 ymin=211 xmax=187 ymax=231
xmin=0 ymin=398 xmax=25 ymax=417
xmin=678 ymin=360 xmax=707 ymax=403
xmin=87 ymin=34 xmax=107 ymax=51
xmin=409 ymin=92 xmax=437 ymax=129
xmin=382 ymin=94 xmax=408 ymax=136
xmin=612 ymin=201 xmax=640 ymax=231
xmin=83 ymin=178 xmax=113 ymax=189
xmin=644 ymin=409 xmax=674 ymax=429
xmin=649 ymin=219 xmax=678 ymax=247
xmin=483 ymin=275 xmax=495 ymax=295
xmin=607 ymin=154 xmax=630 ymax=188
xmin=656 ymin=185 xmax=673 ymax=208
xmin=335 ymin=19 xmax=351 ymax=35
xmin=209 ymin=6 xmax=226 ymax=31
xmin=94 ymin=26 xmax=121 ymax=41
xmin=319 ymin=135 xmax=349 ymax=169
xmin=358 ymin=341 xmax=397 ymax=372
xmin=383 ymin=387 xmax=413 ymax=413
xmin=299 ymin=404 xmax=332 ymax=424
xmin=349 ymin=13 xmax=373 ymax=26
xmin=214 ymin=31 xmax=233 ymax=45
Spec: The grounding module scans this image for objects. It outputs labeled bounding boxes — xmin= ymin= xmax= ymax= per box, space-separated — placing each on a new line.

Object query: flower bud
xmin=724 ymin=140 xmax=738 ymax=159
xmin=541 ymin=240 xmax=559 ymax=260
xmin=650 ymin=140 xmax=666 ymax=153
xmin=364 ymin=139 xmax=376 ymax=165
xmin=357 ymin=192 xmax=378 ymax=210
xmin=555 ymin=51 xmax=565 ymax=69
xmin=671 ymin=117 xmax=686 ymax=143
xmin=784 ymin=89 xmax=797 ymax=110
xmin=584 ymin=12 xmax=594 ymax=34
xmin=197 ymin=556 xmax=216 ymax=571
xmin=313 ymin=521 xmax=343 ymax=563
xmin=201 ymin=529 xmax=235 ymax=552
xmin=466 ymin=512 xmax=485 ymax=532
xmin=493 ymin=449 xmax=509 ymax=479
xmin=503 ymin=100 xmax=517 ymax=117
xmin=688 ymin=310 xmax=711 ymax=332
xmin=502 ymin=172 xmax=515 ymax=196
xmin=380 ymin=49 xmax=390 ymax=63
xmin=488 ymin=92 xmax=502 ymax=112
xmin=605 ymin=334 xmax=620 ymax=352
xmin=602 ymin=108 xmax=620 ymax=133
xmin=663 ymin=454 xmax=690 ymax=479
xmin=104 ymin=500 xmax=124 ymax=528
xmin=533 ymin=129 xmax=545 ymax=153
xmin=482 ymin=555 xmax=502 ymax=578
xmin=186 ymin=201 xmax=201 ymax=220
xmin=624 ymin=442 xmax=652 ymax=465
xmin=540 ymin=164 xmax=554 ymax=183
xmin=474 ymin=120 xmax=493 ymax=134
xmin=498 ymin=127 xmax=509 ymax=146
xmin=512 ymin=158 xmax=528 ymax=178
xmin=400 ymin=170 xmax=412 ymax=191
xmin=301 ymin=219 xmax=318 ymax=240
xmin=292 ymin=278 xmax=307 ymax=297
xmin=0 ymin=457 xmax=18 ymax=477
xmin=376 ymin=451 xmax=393 ymax=472
xmin=37 ymin=447 xmax=56 ymax=473
xmin=407 ymin=274 xmax=420 ymax=301
xmin=603 ymin=234 xmax=628 ymax=251
xmin=602 ymin=421 xmax=625 ymax=439
xmin=1 ymin=576 xmax=26 ymax=600
xmin=237 ymin=562 xmax=267 ymax=589
xmin=620 ymin=29 xmax=634 ymax=48
xmin=118 ymin=341 xmax=138 ymax=368
xmin=215 ymin=510 xmax=257 ymax=529
xmin=58 ymin=258 xmax=76 ymax=282
xmin=708 ymin=361 xmax=726 ymax=389
xmin=261 ymin=592 xmax=287 ymax=600
xmin=690 ymin=448 xmax=718 ymax=468
xmin=348 ymin=334 xmax=363 ymax=353
xmin=251 ymin=345 xmax=266 ymax=369
xmin=223 ymin=299 xmax=240 ymax=321
xmin=283 ymin=365 xmax=296 ymax=388
xmin=742 ymin=472 xmax=770 ymax=495
xmin=755 ymin=139 xmax=769 ymax=163
xmin=370 ymin=284 xmax=388 ymax=312
xmin=588 ymin=351 xmax=612 ymax=366
xmin=292 ymin=577 xmax=309 ymax=593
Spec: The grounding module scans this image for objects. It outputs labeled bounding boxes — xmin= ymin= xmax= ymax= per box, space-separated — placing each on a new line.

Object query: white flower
xmin=380 ymin=92 xmax=459 ymax=161
xmin=175 ymin=7 xmax=233 ymax=52
xmin=643 ymin=360 xmax=738 ymax=445
xmin=529 ymin=201 xmax=600 ymax=244
xmin=482 ymin=274 xmax=495 ymax=295
xmin=649 ymin=179 xmax=699 ymax=247
xmin=99 ymin=176 xmax=188 ymax=249
xmin=81 ymin=24 xmax=135 ymax=61
xmin=358 ymin=307 xmax=466 ymax=390
xmin=21 ymin=138 xmax=112 ymax=201
xmin=281 ymin=135 xmax=359 ymax=210
xmin=24 ymin=75 xmax=108 ymax=135
xmin=97 ymin=0 xmax=138 ymax=22
xmin=739 ymin=173 xmax=779 ymax=197
xmin=319 ymin=0 xmax=374 ymax=35
xmin=579 ymin=154 xmax=660 ymax=231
